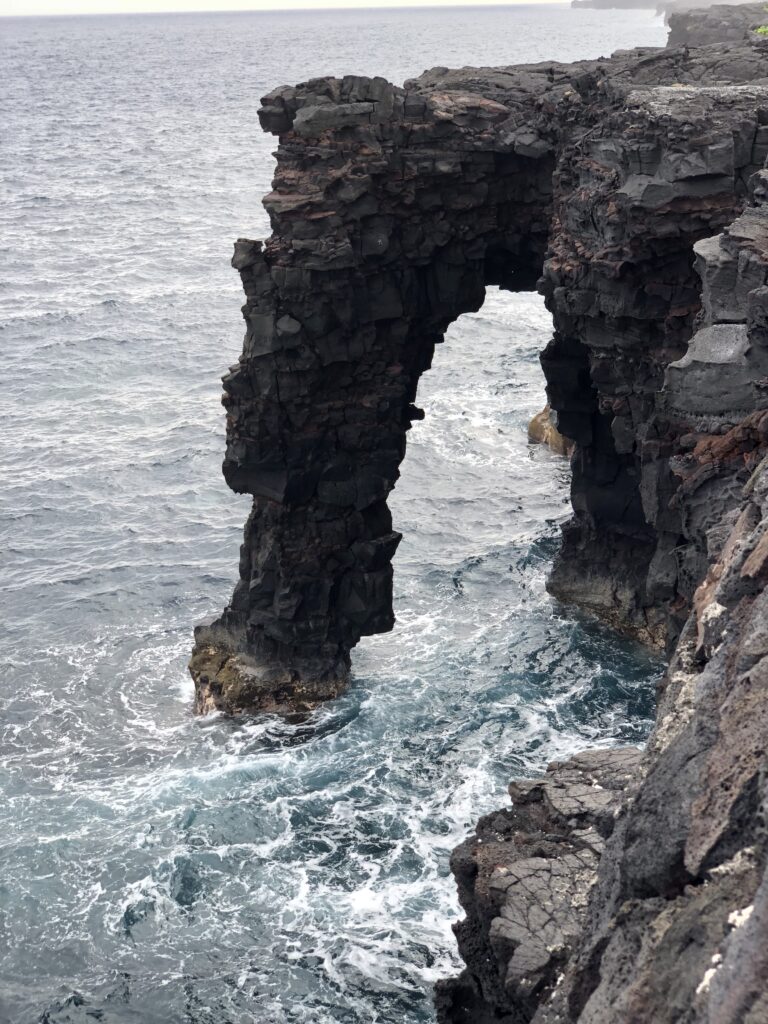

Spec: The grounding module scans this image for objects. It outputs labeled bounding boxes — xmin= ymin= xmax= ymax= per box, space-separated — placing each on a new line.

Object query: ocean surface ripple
xmin=0 ymin=7 xmax=666 ymax=1023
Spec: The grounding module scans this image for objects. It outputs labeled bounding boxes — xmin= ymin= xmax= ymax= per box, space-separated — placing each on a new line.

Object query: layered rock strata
xmin=541 ymin=80 xmax=768 ymax=645
xmin=192 ymin=27 xmax=768 ymax=711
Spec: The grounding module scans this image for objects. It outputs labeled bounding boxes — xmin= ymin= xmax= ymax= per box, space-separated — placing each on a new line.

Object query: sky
xmin=1 ymin=0 xmax=560 ymax=15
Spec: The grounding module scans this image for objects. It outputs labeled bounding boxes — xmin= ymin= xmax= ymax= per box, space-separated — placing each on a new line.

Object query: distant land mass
xmin=572 ymin=0 xmax=751 ymax=11
xmin=572 ymin=0 xmax=657 ymax=8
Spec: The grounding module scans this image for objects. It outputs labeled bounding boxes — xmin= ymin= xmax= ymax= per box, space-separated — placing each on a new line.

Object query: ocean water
xmin=0 ymin=7 xmax=667 ymax=1023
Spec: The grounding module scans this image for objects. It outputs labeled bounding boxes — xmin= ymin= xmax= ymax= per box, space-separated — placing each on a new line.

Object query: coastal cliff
xmin=437 ymin=200 xmax=768 ymax=1023
xmin=666 ymin=2 xmax=768 ymax=46
xmin=191 ymin=5 xmax=768 ymax=1019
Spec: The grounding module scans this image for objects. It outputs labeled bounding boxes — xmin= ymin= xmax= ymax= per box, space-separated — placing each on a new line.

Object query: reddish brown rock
xmin=528 ymin=404 xmax=574 ymax=457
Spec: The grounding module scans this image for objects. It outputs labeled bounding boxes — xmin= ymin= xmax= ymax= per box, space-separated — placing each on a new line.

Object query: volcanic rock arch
xmin=191 ymin=57 xmax=768 ymax=714
xmin=189 ymin=72 xmax=567 ymax=713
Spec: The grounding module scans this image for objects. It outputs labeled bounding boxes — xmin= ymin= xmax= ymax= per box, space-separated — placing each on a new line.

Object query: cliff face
xmin=433 ymin=20 xmax=768 ymax=1019
xmin=191 ymin=12 xmax=768 ymax=1020
xmin=667 ymin=3 xmax=768 ymax=48
xmin=540 ymin=79 xmax=768 ymax=646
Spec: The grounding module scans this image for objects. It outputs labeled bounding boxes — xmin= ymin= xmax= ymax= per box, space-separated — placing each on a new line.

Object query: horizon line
xmin=1 ymin=1 xmax=571 ymax=18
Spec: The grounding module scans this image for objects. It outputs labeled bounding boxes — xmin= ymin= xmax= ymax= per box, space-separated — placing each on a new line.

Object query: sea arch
xmin=190 ymin=67 xmax=755 ymax=713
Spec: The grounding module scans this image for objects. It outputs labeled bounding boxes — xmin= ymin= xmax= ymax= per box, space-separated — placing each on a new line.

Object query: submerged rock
xmin=528 ymin=404 xmax=574 ymax=457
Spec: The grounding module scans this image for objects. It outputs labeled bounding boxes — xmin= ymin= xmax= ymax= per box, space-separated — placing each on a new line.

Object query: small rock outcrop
xmin=528 ymin=404 xmax=574 ymax=456
xmin=435 ymin=747 xmax=645 ymax=1023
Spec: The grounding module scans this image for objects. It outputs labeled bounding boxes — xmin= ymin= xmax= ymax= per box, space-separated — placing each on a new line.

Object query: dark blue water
xmin=0 ymin=7 xmax=667 ymax=1023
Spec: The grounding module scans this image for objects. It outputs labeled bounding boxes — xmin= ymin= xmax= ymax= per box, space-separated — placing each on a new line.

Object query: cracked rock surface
xmin=435 ymin=748 xmax=643 ymax=1023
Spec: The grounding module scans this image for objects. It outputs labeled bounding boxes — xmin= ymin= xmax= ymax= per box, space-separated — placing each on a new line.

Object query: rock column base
xmin=188 ymin=631 xmax=350 ymax=716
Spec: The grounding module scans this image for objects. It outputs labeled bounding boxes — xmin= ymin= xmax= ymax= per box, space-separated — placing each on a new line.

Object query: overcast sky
xmin=2 ymin=0 xmax=560 ymax=16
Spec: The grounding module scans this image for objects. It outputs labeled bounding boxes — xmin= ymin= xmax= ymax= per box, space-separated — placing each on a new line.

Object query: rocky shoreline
xmin=436 ymin=11 xmax=768 ymax=1020
xmin=192 ymin=4 xmax=768 ymax=1018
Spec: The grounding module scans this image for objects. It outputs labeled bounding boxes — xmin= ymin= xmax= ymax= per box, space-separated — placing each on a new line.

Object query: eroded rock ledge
xmin=667 ymin=2 xmax=768 ymax=49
